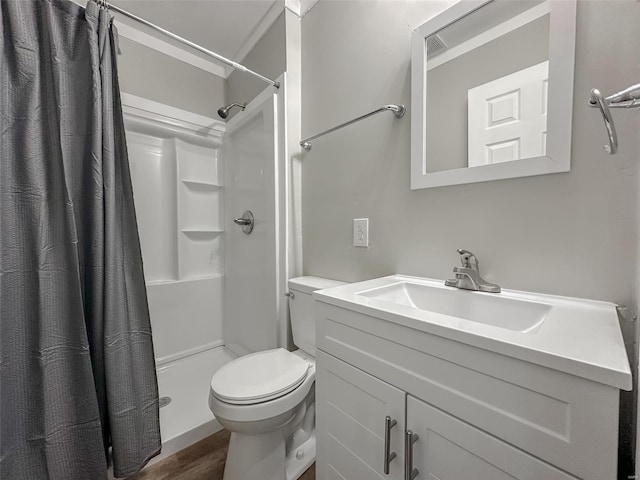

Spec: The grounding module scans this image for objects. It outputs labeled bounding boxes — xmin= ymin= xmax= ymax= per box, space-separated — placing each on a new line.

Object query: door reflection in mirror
xmin=425 ymin=3 xmax=550 ymax=173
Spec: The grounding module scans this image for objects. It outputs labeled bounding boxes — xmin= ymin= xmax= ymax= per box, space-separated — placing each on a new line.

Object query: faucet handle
xmin=456 ymin=249 xmax=478 ymax=268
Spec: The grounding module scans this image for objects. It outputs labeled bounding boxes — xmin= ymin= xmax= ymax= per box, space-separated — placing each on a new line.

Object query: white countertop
xmin=313 ymin=275 xmax=632 ymax=391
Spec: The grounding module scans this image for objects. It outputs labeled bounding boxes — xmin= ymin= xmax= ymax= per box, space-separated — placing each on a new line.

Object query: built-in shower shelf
xmin=181 ymin=179 xmax=222 ymax=188
xmin=145 ymin=273 xmax=224 ymax=287
xmin=181 ymin=229 xmax=223 ymax=235
xmin=146 ymin=278 xmax=179 ymax=287
xmin=182 ymin=273 xmax=224 ymax=282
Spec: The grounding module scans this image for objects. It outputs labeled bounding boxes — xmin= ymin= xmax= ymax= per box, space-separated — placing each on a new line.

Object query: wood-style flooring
xmin=127 ymin=429 xmax=315 ymax=480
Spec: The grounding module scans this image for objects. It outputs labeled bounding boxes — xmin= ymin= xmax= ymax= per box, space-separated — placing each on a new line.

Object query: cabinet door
xmin=406 ymin=396 xmax=579 ymax=480
xmin=316 ymin=351 xmax=405 ymax=480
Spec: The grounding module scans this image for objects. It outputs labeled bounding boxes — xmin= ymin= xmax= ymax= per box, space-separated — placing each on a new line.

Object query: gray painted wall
xmin=117 ymin=37 xmax=225 ymax=118
xmin=301 ymin=0 xmax=638 ymax=307
xmin=426 ymin=16 xmax=549 ymax=172
xmin=225 ymin=12 xmax=287 ymax=121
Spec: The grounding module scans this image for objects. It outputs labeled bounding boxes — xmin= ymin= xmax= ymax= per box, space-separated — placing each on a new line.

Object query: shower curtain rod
xmin=96 ymin=0 xmax=280 ymax=88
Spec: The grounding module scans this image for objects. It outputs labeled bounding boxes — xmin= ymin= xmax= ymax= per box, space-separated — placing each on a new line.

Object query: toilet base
xmin=285 ymin=432 xmax=315 ymax=480
xmin=222 ymin=429 xmax=316 ymax=480
xmin=224 ymin=429 xmax=286 ymax=480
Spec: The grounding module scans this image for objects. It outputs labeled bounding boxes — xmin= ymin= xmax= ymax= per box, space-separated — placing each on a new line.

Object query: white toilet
xmin=209 ymin=276 xmax=345 ymax=480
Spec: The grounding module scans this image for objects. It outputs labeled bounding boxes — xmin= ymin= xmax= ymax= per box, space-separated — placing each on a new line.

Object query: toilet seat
xmin=211 ymin=348 xmax=310 ymax=405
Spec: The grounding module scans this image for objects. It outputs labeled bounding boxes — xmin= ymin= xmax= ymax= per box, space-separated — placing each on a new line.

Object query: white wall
xmin=301 ymin=0 xmax=640 ymax=473
xmin=224 ymin=8 xmax=304 ymax=349
xmin=225 ymin=12 xmax=287 ymax=120
xmin=115 ymin=29 xmax=228 ymax=364
xmin=123 ymin=98 xmax=226 ymax=364
xmin=637 ymin=113 xmax=640 ymax=478
xmin=117 ymin=37 xmax=226 ymax=118
xmin=222 ymin=88 xmax=282 ymax=355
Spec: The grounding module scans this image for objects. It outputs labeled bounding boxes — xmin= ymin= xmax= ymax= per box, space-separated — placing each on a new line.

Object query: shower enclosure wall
xmin=121 ymin=80 xmax=286 ymax=460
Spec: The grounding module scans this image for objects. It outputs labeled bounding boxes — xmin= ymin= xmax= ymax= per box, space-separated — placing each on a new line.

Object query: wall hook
xmin=589 ymin=89 xmax=618 ymax=154
xmin=588 ymin=83 xmax=640 ymax=155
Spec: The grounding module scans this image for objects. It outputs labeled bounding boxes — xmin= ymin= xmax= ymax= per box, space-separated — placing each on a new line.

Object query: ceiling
xmin=110 ymin=0 xmax=281 ymax=61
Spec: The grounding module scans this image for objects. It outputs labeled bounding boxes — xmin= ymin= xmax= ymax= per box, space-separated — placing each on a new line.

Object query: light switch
xmin=353 ymin=218 xmax=369 ymax=247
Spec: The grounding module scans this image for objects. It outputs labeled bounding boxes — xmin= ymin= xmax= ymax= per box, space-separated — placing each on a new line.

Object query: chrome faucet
xmin=445 ymin=249 xmax=501 ymax=293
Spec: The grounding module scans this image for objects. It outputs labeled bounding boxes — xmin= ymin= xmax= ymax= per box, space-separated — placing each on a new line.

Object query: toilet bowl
xmin=209 ymin=276 xmax=345 ymax=480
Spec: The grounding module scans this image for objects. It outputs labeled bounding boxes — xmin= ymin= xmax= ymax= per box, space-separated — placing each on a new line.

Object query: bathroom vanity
xmin=313 ymin=275 xmax=631 ymax=480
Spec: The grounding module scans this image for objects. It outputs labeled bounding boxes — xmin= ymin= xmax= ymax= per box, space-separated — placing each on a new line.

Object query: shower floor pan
xmin=153 ymin=346 xmax=236 ymax=462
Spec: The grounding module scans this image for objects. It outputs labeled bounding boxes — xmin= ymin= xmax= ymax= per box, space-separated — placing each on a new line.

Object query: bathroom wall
xmin=122 ymin=97 xmax=226 ymax=364
xmin=116 ymin=36 xmax=228 ymax=363
xmin=302 ymin=0 xmax=640 ymax=472
xmin=117 ymin=37 xmax=226 ymax=118
xmin=301 ymin=0 xmax=639 ymax=308
xmin=637 ymin=124 xmax=640 ymax=478
xmin=225 ymin=12 xmax=287 ymax=120
xmin=223 ymin=7 xmax=306 ymax=349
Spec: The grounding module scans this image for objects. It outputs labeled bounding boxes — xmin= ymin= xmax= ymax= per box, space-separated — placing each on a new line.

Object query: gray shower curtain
xmin=0 ymin=1 xmax=161 ymax=478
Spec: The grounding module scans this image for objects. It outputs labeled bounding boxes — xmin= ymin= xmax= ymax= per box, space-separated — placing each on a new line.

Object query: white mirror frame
xmin=410 ymin=0 xmax=576 ymax=190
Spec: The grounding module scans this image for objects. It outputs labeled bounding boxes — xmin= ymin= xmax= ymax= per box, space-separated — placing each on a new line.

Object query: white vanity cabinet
xmin=314 ymin=291 xmax=627 ymax=480
xmin=317 ymin=351 xmax=579 ymax=480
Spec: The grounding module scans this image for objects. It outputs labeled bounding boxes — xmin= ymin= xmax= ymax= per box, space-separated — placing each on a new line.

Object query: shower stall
xmin=122 ymin=77 xmax=289 ymax=460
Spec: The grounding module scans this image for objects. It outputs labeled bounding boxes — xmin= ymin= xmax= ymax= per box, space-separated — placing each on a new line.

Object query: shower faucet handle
xmin=233 ymin=210 xmax=254 ymax=234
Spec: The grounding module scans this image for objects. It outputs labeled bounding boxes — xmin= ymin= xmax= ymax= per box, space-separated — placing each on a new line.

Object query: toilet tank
xmin=288 ymin=276 xmax=346 ymax=357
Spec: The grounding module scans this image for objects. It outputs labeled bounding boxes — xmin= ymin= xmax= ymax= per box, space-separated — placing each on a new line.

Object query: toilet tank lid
xmin=288 ymin=276 xmax=346 ymax=294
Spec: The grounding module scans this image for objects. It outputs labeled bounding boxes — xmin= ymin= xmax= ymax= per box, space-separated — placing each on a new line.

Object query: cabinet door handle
xmin=405 ymin=430 xmax=419 ymax=480
xmin=384 ymin=416 xmax=397 ymax=474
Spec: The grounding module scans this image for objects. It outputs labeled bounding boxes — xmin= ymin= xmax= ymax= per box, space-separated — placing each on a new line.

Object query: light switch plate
xmin=353 ymin=218 xmax=369 ymax=247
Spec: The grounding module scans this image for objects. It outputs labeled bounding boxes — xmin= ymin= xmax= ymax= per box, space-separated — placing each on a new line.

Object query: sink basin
xmin=357 ymin=281 xmax=551 ymax=333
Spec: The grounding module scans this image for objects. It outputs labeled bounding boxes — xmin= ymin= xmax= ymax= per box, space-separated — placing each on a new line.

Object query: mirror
xmin=410 ymin=0 xmax=576 ymax=189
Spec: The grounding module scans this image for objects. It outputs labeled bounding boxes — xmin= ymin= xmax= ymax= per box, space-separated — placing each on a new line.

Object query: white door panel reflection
xmin=468 ymin=61 xmax=548 ymax=166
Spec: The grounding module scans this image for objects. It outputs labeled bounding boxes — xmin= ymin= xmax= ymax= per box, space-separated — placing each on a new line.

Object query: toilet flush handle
xmin=284 ymin=292 xmax=295 ymax=300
